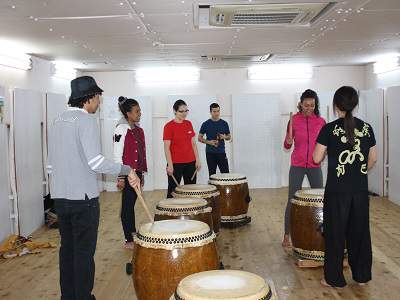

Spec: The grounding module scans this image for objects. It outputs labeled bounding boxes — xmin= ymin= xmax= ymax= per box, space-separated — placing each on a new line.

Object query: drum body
xmin=170 ymin=270 xmax=275 ymax=300
xmin=133 ymin=220 xmax=219 ymax=300
xmin=154 ymin=198 xmax=214 ymax=231
xmin=290 ymin=189 xmax=325 ymax=260
xmin=209 ymin=173 xmax=251 ymax=227
xmin=172 ymin=185 xmax=221 ymax=233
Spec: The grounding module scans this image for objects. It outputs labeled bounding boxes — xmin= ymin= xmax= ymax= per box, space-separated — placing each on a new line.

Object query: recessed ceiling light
xmin=185 ymin=21 xmax=188 ymax=25
xmin=29 ymin=16 xmax=34 ymax=19
xmin=34 ymin=18 xmax=38 ymax=21
xmin=61 ymin=35 xmax=65 ymax=39
xmin=49 ymin=28 xmax=53 ymax=31
xmin=140 ymin=12 xmax=145 ymax=18
xmin=181 ymin=0 xmax=185 ymax=4
xmin=119 ymin=2 xmax=124 ymax=5
xmin=343 ymin=19 xmax=347 ymax=22
xmin=11 ymin=5 xmax=16 ymax=9
xmin=137 ymin=26 xmax=141 ymax=29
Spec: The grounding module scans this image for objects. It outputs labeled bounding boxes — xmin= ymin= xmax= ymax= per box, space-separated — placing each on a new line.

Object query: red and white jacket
xmin=113 ymin=118 xmax=147 ymax=173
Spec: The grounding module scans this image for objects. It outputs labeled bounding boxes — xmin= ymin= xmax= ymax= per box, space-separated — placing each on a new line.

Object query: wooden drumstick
xmin=326 ymin=105 xmax=330 ymax=122
xmin=191 ymin=170 xmax=197 ymax=181
xmin=170 ymin=174 xmax=180 ymax=187
xmin=133 ymin=186 xmax=154 ymax=223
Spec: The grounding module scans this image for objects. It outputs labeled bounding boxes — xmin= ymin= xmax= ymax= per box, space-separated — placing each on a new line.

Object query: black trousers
xmin=121 ymin=172 xmax=142 ymax=242
xmin=54 ymin=197 xmax=99 ymax=300
xmin=167 ymin=161 xmax=196 ymax=198
xmin=323 ymin=191 xmax=372 ymax=287
xmin=206 ymin=152 xmax=230 ymax=176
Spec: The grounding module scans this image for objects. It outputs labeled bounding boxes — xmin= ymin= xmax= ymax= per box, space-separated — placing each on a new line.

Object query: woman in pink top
xmin=282 ymin=89 xmax=326 ymax=248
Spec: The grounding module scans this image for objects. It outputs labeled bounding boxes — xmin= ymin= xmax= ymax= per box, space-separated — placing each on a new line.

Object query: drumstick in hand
xmin=133 ymin=186 xmax=154 ymax=223
xmin=170 ymin=174 xmax=180 ymax=187
xmin=287 ymin=112 xmax=294 ymax=145
xmin=191 ymin=170 xmax=197 ymax=181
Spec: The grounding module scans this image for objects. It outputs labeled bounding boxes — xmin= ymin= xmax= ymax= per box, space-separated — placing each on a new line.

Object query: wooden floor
xmin=1 ymin=188 xmax=400 ymax=300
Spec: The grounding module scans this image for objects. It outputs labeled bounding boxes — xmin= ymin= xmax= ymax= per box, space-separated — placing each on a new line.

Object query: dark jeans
xmin=323 ymin=191 xmax=372 ymax=287
xmin=121 ymin=172 xmax=142 ymax=242
xmin=54 ymin=197 xmax=100 ymax=300
xmin=167 ymin=161 xmax=196 ymax=198
xmin=206 ymin=152 xmax=230 ymax=176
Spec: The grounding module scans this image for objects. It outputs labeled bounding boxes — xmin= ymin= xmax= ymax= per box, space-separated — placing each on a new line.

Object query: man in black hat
xmin=47 ymin=76 xmax=140 ymax=300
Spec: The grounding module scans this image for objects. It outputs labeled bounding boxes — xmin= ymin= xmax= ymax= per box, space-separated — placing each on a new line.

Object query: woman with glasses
xmin=163 ymin=99 xmax=201 ymax=198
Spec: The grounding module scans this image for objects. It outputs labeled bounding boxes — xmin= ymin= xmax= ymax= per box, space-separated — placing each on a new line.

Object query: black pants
xmin=167 ymin=161 xmax=196 ymax=198
xmin=121 ymin=172 xmax=142 ymax=243
xmin=206 ymin=152 xmax=229 ymax=176
xmin=323 ymin=191 xmax=372 ymax=287
xmin=54 ymin=197 xmax=99 ymax=300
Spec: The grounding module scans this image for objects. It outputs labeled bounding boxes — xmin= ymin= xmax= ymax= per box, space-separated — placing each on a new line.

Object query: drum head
xmin=134 ymin=220 xmax=215 ymax=250
xmin=292 ymin=188 xmax=325 ymax=207
xmin=157 ymin=198 xmax=208 ymax=209
xmin=173 ymin=184 xmax=219 ymax=198
xmin=209 ymin=173 xmax=248 ymax=185
xmin=174 ymin=270 xmax=272 ymax=300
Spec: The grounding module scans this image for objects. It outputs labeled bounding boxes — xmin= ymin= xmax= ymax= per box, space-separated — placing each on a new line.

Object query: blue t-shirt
xmin=199 ymin=119 xmax=230 ymax=153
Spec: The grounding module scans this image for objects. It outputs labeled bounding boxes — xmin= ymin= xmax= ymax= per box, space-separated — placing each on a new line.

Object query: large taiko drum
xmin=133 ymin=220 xmax=219 ymax=300
xmin=290 ymin=189 xmax=325 ymax=261
xmin=154 ymin=198 xmax=214 ymax=232
xmin=172 ymin=185 xmax=221 ymax=233
xmin=209 ymin=173 xmax=251 ymax=227
xmin=170 ymin=270 xmax=276 ymax=300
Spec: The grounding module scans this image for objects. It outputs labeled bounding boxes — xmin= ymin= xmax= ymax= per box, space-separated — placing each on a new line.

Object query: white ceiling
xmin=0 ymin=0 xmax=399 ymax=71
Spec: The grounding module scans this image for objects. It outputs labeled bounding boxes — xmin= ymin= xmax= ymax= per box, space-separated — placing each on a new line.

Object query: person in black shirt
xmin=313 ymin=86 xmax=377 ymax=288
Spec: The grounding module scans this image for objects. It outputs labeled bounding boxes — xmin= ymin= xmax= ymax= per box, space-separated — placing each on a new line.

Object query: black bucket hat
xmin=69 ymin=76 xmax=103 ymax=101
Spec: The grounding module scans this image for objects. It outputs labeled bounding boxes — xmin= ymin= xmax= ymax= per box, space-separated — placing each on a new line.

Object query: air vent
xmin=201 ymin=54 xmax=272 ymax=63
xmin=82 ymin=61 xmax=110 ymax=66
xmin=197 ymin=2 xmax=336 ymax=28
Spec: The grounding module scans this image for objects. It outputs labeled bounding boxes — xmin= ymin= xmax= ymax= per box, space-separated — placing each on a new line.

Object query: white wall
xmin=0 ymin=56 xmax=70 ymax=124
xmin=84 ymin=66 xmax=365 ymax=190
xmin=0 ymin=57 xmax=70 ymax=241
xmin=365 ymin=64 xmax=400 ymax=90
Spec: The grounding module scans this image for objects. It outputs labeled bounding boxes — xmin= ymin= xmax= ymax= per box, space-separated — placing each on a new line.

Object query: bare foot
xmin=282 ymin=235 xmax=292 ymax=248
xmin=321 ymin=279 xmax=344 ymax=289
xmin=124 ymin=242 xmax=134 ymax=250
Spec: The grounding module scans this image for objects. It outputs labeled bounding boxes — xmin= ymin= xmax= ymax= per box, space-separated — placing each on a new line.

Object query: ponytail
xmin=344 ymin=111 xmax=355 ymax=147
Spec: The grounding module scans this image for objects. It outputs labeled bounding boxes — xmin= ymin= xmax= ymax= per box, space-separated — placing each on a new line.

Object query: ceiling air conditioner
xmin=202 ymin=2 xmax=335 ymax=27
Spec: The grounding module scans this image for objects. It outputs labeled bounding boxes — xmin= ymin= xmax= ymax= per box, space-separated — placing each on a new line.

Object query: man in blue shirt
xmin=198 ymin=103 xmax=231 ymax=176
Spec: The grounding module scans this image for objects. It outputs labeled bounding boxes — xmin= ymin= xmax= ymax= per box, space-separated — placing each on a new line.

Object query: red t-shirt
xmin=163 ymin=120 xmax=196 ymax=163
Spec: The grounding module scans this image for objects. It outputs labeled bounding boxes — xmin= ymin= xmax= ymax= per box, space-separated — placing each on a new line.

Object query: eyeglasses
xmin=178 ymin=109 xmax=189 ymax=113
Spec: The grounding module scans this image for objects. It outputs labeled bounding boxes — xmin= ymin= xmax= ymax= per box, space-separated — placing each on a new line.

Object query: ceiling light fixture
xmin=135 ymin=66 xmax=200 ymax=82
xmin=248 ymin=64 xmax=313 ymax=80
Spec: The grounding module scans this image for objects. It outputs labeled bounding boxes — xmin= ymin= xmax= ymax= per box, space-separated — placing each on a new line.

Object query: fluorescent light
xmin=248 ymin=64 xmax=313 ymax=80
xmin=135 ymin=67 xmax=200 ymax=82
xmin=0 ymin=52 xmax=31 ymax=70
xmin=373 ymin=55 xmax=400 ymax=74
xmin=52 ymin=61 xmax=77 ymax=80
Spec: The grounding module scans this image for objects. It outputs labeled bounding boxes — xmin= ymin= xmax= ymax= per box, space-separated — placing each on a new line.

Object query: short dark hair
xmin=68 ymin=93 xmax=100 ymax=108
xmin=210 ymin=103 xmax=220 ymax=112
xmin=118 ymin=96 xmax=139 ymax=119
xmin=173 ymin=99 xmax=187 ymax=112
